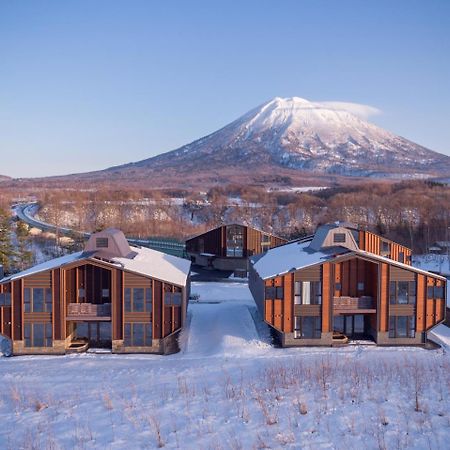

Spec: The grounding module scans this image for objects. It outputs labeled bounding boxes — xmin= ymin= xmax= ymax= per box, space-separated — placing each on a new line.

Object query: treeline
xmin=14 ymin=180 xmax=450 ymax=253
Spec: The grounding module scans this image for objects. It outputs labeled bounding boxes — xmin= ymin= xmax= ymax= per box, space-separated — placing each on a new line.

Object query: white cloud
xmin=319 ymin=101 xmax=382 ymax=120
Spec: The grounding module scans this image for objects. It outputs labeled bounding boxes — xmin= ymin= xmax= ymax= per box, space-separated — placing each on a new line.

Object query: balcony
xmin=66 ymin=303 xmax=112 ymax=321
xmin=333 ymin=296 xmax=376 ymax=314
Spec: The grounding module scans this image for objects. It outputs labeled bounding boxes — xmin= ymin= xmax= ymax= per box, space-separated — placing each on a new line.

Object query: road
xmin=13 ymin=202 xmax=187 ymax=258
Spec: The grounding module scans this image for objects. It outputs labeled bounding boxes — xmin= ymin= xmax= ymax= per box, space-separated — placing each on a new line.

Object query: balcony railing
xmin=66 ymin=303 xmax=111 ymax=321
xmin=333 ymin=296 xmax=375 ymax=312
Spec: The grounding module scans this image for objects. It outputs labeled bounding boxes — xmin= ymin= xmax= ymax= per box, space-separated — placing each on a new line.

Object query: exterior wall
xmin=358 ymin=230 xmax=412 ymax=265
xmin=250 ymin=254 xmax=446 ymax=348
xmin=186 ymin=225 xmax=287 ymax=270
xmin=1 ymin=258 xmax=189 ymax=356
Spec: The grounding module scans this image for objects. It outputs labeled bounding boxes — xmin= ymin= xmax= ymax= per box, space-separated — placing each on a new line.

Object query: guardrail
xmin=14 ymin=203 xmax=188 ymax=258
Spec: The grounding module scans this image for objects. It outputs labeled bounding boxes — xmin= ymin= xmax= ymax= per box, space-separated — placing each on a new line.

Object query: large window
xmin=294 ymin=316 xmax=321 ymax=339
xmin=125 ymin=287 xmax=152 ymax=313
xmin=226 ymin=225 xmax=244 ymax=257
xmin=0 ymin=292 xmax=11 ymax=306
xmin=389 ymin=281 xmax=416 ymax=305
xmin=24 ymin=323 xmax=52 ymax=347
xmin=96 ymin=237 xmax=109 ymax=248
xmin=164 ymin=287 xmax=182 ymax=306
xmin=265 ymin=286 xmax=284 ymax=300
xmin=24 ymin=288 xmax=52 ymax=313
xmin=427 ymin=285 xmax=444 ymax=300
xmin=389 ymin=316 xmax=415 ymax=338
xmin=294 ymin=281 xmax=322 ymax=305
xmin=124 ymin=323 xmax=152 ymax=346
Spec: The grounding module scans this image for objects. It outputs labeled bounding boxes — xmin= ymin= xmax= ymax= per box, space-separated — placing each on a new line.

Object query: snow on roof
xmin=0 ymin=251 xmax=86 ymax=283
xmin=1 ymin=247 xmax=191 ymax=287
xmin=113 ymin=245 xmax=191 ymax=286
xmin=252 ymin=240 xmax=448 ymax=282
xmin=251 ymin=240 xmax=334 ymax=279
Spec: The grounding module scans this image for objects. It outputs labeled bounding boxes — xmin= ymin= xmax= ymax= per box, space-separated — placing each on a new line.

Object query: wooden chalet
xmin=249 ymin=223 xmax=446 ymax=346
xmin=0 ymin=229 xmax=191 ymax=355
xmin=186 ymin=224 xmax=287 ymax=272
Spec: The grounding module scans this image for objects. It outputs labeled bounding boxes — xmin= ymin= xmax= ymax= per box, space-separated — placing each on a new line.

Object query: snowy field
xmin=1 ymin=282 xmax=450 ymax=449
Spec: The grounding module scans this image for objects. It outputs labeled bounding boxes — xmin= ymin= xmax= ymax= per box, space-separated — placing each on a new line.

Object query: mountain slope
xmin=111 ymin=96 xmax=450 ymax=178
xmin=36 ymin=97 xmax=450 ymax=188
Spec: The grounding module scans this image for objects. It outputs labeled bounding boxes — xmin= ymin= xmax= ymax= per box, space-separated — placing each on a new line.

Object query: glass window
xmin=389 ymin=316 xmax=415 ymax=338
xmin=33 ymin=288 xmax=44 ymax=312
xmin=146 ymin=288 xmax=152 ymax=311
xmin=333 ymin=233 xmax=346 ymax=243
xmin=24 ymin=323 xmax=31 ymax=347
xmin=124 ymin=323 xmax=152 ymax=346
xmin=226 ymin=225 xmax=244 ymax=257
xmin=124 ymin=323 xmax=131 ymax=345
xmin=398 ymin=251 xmax=405 ymax=263
xmin=397 ymin=282 xmax=409 ymax=304
xmin=265 ymin=286 xmax=276 ymax=300
xmin=133 ymin=288 xmax=145 ymax=312
xmin=96 ymin=237 xmax=108 ymax=248
xmin=133 ymin=324 xmax=145 ymax=346
xmin=357 ymin=282 xmax=364 ymax=291
xmin=102 ymin=289 xmax=110 ymax=298
xmin=333 ymin=316 xmax=344 ymax=333
xmin=124 ymin=288 xmax=131 ymax=312
xmin=24 ymin=288 xmax=31 ymax=313
xmin=302 ymin=281 xmax=311 ymax=305
xmin=294 ymin=316 xmax=321 ymax=339
xmin=434 ymin=286 xmax=444 ymax=299
xmin=33 ymin=324 xmax=45 ymax=347
xmin=335 ymin=283 xmax=342 ymax=292
xmin=45 ymin=288 xmax=52 ymax=313
xmin=78 ymin=288 xmax=85 ymax=299
xmin=0 ymin=292 xmax=11 ymax=306
xmin=275 ymin=287 xmax=284 ymax=299
xmin=294 ymin=281 xmax=301 ymax=305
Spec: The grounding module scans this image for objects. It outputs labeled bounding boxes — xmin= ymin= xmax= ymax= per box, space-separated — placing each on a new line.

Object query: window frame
xmin=124 ymin=286 xmax=153 ymax=313
xmin=389 ymin=281 xmax=416 ymax=305
xmin=24 ymin=287 xmax=53 ymax=313
xmin=389 ymin=315 xmax=415 ymax=338
xmin=124 ymin=322 xmax=152 ymax=346
xmin=294 ymin=316 xmax=321 ymax=339
xmin=24 ymin=323 xmax=52 ymax=347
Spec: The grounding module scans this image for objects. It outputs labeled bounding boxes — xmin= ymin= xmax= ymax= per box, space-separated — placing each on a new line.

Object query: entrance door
xmin=339 ymin=315 xmax=366 ymax=339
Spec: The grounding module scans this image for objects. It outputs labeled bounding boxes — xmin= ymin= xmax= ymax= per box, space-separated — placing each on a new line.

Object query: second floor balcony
xmin=66 ymin=303 xmax=112 ymax=321
xmin=333 ymin=296 xmax=376 ymax=314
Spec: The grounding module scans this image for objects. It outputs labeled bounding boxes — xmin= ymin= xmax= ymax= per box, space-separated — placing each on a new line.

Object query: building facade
xmin=186 ymin=224 xmax=287 ymax=272
xmin=0 ymin=229 xmax=191 ymax=355
xmin=249 ymin=224 xmax=446 ymax=347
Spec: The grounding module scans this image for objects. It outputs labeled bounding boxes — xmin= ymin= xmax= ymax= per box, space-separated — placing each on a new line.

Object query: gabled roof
xmin=1 ymin=246 xmax=191 ymax=287
xmin=186 ymin=223 xmax=286 ymax=242
xmin=251 ymin=239 xmax=447 ymax=281
xmin=251 ymin=240 xmax=344 ymax=279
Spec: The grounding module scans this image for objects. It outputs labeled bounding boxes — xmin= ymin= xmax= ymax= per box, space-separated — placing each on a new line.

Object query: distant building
xmin=0 ymin=229 xmax=191 ymax=355
xmin=428 ymin=241 xmax=450 ymax=255
xmin=249 ymin=223 xmax=446 ymax=347
xmin=185 ymin=224 xmax=287 ymax=272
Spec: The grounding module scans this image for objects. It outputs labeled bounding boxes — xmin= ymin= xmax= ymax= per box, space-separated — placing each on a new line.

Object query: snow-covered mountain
xmin=117 ymin=96 xmax=450 ymax=178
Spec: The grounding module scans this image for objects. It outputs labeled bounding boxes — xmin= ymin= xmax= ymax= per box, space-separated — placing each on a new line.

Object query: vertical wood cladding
xmin=379 ymin=263 xmax=389 ymax=332
xmin=322 ymin=263 xmax=331 ymax=333
xmin=283 ymin=273 xmax=293 ymax=333
xmin=112 ymin=269 xmax=123 ymax=340
xmin=358 ymin=230 xmax=411 ymax=265
xmin=416 ymin=274 xmax=426 ymax=332
xmin=186 ymin=225 xmax=287 ymax=258
xmin=153 ymin=280 xmax=163 ymax=339
xmin=12 ymin=280 xmax=22 ymax=340
xmin=52 ymin=269 xmax=62 ymax=340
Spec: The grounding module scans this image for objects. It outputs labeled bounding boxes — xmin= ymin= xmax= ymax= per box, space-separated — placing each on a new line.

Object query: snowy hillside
xmin=1 ymin=281 xmax=450 ymax=449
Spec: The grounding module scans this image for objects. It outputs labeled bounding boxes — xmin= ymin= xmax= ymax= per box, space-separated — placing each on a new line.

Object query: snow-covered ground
xmin=1 ymin=282 xmax=450 ymax=449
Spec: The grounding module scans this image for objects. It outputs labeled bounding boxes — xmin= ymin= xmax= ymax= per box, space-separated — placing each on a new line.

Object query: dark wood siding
xmin=12 ymin=280 xmax=22 ymax=340
xmin=52 ymin=269 xmax=62 ymax=340
xmin=153 ymin=280 xmax=163 ymax=339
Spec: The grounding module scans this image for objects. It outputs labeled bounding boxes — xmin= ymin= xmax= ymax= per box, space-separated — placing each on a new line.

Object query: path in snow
xmin=184 ymin=282 xmax=270 ymax=357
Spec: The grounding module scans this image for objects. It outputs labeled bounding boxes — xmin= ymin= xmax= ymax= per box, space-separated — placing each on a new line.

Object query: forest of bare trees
xmin=16 ymin=180 xmax=447 ymax=253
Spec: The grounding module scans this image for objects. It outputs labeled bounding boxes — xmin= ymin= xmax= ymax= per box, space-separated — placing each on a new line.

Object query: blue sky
xmin=1 ymin=0 xmax=449 ymax=178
